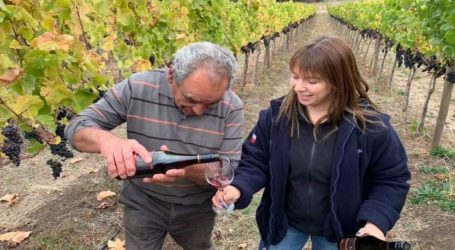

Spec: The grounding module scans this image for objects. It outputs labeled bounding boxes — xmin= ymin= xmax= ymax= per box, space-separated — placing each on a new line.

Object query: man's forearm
xmin=72 ymin=127 xmax=117 ymax=153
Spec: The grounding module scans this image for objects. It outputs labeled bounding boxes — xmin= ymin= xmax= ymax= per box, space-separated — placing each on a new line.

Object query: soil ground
xmin=1 ymin=9 xmax=454 ymax=250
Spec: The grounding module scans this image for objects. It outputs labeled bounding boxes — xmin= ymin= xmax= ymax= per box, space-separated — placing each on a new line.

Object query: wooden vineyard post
xmin=431 ymin=64 xmax=455 ymax=149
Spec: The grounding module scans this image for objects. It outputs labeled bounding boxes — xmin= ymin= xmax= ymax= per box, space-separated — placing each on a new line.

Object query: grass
xmin=430 ymin=146 xmax=455 ymax=159
xmin=410 ymin=164 xmax=455 ymax=212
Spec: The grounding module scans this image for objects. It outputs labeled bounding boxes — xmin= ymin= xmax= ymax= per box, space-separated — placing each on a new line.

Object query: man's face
xmin=170 ymin=68 xmax=229 ymax=116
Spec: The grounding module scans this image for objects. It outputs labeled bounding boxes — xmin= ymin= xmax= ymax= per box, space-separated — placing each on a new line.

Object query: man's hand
xmin=142 ymin=145 xmax=208 ymax=185
xmin=99 ymin=136 xmax=151 ymax=179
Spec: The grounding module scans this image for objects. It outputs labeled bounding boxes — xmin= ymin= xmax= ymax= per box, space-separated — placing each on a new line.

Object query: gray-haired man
xmin=65 ymin=42 xmax=244 ymax=249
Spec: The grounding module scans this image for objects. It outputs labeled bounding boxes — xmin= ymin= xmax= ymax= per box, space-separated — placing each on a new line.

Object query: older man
xmin=65 ymin=42 xmax=243 ymax=249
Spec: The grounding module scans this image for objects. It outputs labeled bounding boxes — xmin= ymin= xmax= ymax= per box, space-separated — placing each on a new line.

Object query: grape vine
xmin=0 ymin=0 xmax=316 ymax=177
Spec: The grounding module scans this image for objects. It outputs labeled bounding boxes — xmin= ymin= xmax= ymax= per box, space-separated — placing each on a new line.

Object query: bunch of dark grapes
xmin=396 ymin=43 xmax=404 ymax=67
xmin=447 ymin=71 xmax=455 ymax=84
xmin=262 ymin=36 xmax=271 ymax=47
xmin=47 ymin=159 xmax=62 ymax=179
xmin=413 ymin=51 xmax=425 ymax=69
xmin=240 ymin=45 xmax=251 ymax=55
xmin=422 ymin=56 xmax=447 ymax=78
xmin=247 ymin=42 xmax=258 ymax=54
xmin=149 ymin=55 xmax=155 ymax=66
xmin=55 ymin=106 xmax=76 ymax=121
xmin=403 ymin=48 xmax=414 ymax=69
xmin=1 ymin=123 xmax=23 ymax=166
xmin=24 ymin=130 xmax=43 ymax=143
xmin=382 ymin=39 xmax=394 ymax=54
xmin=49 ymin=123 xmax=73 ymax=159
xmin=93 ymin=89 xmax=107 ymax=103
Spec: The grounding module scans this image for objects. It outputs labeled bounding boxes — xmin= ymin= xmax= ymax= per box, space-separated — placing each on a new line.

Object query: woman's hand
xmin=212 ymin=185 xmax=241 ymax=209
xmin=356 ymin=222 xmax=386 ymax=240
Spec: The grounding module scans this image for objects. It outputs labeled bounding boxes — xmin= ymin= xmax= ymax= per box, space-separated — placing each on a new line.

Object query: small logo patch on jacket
xmin=249 ymin=133 xmax=257 ymax=144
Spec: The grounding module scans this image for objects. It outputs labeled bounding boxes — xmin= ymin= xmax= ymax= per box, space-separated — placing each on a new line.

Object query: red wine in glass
xmin=207 ymin=175 xmax=232 ymax=189
xmin=205 ymin=156 xmax=235 ymax=213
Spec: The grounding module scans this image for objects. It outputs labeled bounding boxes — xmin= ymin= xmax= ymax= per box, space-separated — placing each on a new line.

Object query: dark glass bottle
xmin=118 ymin=151 xmax=220 ymax=179
xmin=338 ymin=236 xmax=411 ymax=250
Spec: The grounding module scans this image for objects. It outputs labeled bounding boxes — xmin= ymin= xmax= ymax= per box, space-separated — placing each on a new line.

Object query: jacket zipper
xmin=267 ymin=114 xmax=274 ymax=248
xmin=330 ymin=125 xmax=355 ymax=238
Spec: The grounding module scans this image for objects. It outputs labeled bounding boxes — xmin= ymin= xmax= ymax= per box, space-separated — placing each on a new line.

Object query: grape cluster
xmin=149 ymin=55 xmax=155 ymax=66
xmin=1 ymin=123 xmax=23 ymax=166
xmin=447 ymin=72 xmax=455 ymax=84
xmin=262 ymin=35 xmax=271 ymax=47
xmin=422 ymin=55 xmax=447 ymax=78
xmin=382 ymin=39 xmax=394 ymax=54
xmin=395 ymin=43 xmax=405 ymax=67
xmin=93 ymin=89 xmax=107 ymax=103
xmin=55 ymin=106 xmax=76 ymax=121
xmin=24 ymin=130 xmax=43 ymax=143
xmin=50 ymin=123 xmax=73 ymax=159
xmin=47 ymin=159 xmax=63 ymax=179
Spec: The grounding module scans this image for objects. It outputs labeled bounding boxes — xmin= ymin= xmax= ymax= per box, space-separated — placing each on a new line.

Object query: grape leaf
xmin=0 ymin=68 xmax=24 ymax=86
xmin=40 ymin=80 xmax=71 ymax=105
xmin=96 ymin=190 xmax=116 ymax=201
xmin=31 ymin=32 xmax=74 ymax=52
xmin=0 ymin=231 xmax=31 ymax=243
xmin=27 ymin=138 xmax=45 ymax=154
xmin=10 ymin=95 xmax=43 ymax=119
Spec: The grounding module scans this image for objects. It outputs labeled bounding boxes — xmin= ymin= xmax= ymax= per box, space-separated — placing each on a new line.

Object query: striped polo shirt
xmin=65 ymin=69 xmax=244 ymax=205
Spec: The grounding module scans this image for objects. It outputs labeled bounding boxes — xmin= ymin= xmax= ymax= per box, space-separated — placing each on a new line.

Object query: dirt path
xmin=1 ymin=11 xmax=454 ymax=250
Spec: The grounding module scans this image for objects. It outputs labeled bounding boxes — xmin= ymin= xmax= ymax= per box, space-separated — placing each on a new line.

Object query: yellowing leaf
xmin=0 ymin=68 xmax=24 ymax=86
xmin=0 ymin=194 xmax=19 ymax=207
xmin=10 ymin=95 xmax=43 ymax=120
xmin=132 ymin=59 xmax=152 ymax=72
xmin=96 ymin=201 xmax=112 ymax=210
xmin=101 ymin=34 xmax=116 ymax=52
xmin=238 ymin=242 xmax=248 ymax=249
xmin=40 ymin=80 xmax=71 ymax=105
xmin=0 ymin=231 xmax=32 ymax=243
xmin=49 ymin=136 xmax=61 ymax=145
xmin=96 ymin=190 xmax=116 ymax=201
xmin=69 ymin=157 xmax=84 ymax=164
xmin=9 ymin=40 xmax=23 ymax=50
xmin=175 ymin=33 xmax=186 ymax=40
xmin=107 ymin=238 xmax=125 ymax=250
xmin=30 ymin=32 xmax=74 ymax=52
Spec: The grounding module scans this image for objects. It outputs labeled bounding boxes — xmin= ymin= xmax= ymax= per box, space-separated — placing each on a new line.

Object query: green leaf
xmin=444 ymin=29 xmax=455 ymax=46
xmin=27 ymin=139 xmax=46 ymax=154
xmin=72 ymin=89 xmax=97 ymax=112
xmin=36 ymin=113 xmax=56 ymax=132
xmin=40 ymin=80 xmax=71 ymax=105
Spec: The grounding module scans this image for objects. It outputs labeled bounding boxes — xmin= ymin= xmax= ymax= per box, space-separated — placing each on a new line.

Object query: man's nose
xmin=191 ymin=104 xmax=207 ymax=116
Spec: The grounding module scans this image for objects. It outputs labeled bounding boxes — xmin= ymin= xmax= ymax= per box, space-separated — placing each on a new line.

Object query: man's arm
xmin=145 ymin=94 xmax=244 ymax=186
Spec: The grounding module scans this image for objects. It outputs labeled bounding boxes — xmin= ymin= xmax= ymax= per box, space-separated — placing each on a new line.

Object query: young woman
xmin=212 ymin=36 xmax=410 ymax=250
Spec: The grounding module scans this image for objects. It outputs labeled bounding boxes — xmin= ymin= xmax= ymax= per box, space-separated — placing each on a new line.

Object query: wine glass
xmin=205 ymin=156 xmax=235 ymax=213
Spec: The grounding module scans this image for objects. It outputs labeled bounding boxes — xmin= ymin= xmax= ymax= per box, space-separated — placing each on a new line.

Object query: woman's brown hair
xmin=278 ymin=35 xmax=384 ymax=138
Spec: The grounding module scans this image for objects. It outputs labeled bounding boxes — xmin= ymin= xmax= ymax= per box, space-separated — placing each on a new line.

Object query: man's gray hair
xmin=172 ymin=42 xmax=237 ymax=87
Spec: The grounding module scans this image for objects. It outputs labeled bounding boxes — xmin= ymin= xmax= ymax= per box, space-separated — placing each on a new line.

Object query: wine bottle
xmin=118 ymin=151 xmax=220 ymax=179
xmin=338 ymin=236 xmax=411 ymax=250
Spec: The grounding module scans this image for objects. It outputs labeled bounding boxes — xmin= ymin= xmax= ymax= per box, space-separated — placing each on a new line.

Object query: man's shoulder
xmin=222 ymin=89 xmax=243 ymax=110
xmin=129 ymin=69 xmax=167 ymax=85
xmin=126 ymin=69 xmax=170 ymax=97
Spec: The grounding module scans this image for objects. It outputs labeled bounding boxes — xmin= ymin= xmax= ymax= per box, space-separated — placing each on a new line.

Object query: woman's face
xmin=290 ymin=70 xmax=333 ymax=112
